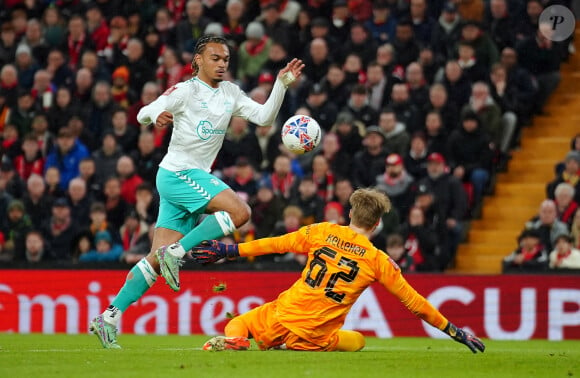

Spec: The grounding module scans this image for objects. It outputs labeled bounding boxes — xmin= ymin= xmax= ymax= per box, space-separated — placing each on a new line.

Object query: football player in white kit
xmin=90 ymin=35 xmax=304 ymax=348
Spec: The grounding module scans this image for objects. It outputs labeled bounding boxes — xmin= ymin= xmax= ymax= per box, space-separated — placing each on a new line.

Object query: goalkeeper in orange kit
xmin=191 ymin=188 xmax=485 ymax=353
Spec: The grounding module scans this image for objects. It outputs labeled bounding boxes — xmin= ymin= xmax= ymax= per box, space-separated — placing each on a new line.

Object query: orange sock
xmin=224 ymin=318 xmax=249 ymax=338
xmin=334 ymin=330 xmax=365 ymax=351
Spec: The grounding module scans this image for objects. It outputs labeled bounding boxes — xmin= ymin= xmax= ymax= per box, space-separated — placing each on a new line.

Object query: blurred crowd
xmin=503 ymin=135 xmax=580 ymax=272
xmin=0 ymin=0 xmax=575 ymax=272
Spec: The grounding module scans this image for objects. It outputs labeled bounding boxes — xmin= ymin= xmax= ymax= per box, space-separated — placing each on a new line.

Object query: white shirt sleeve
xmin=137 ymin=85 xmax=186 ymax=126
xmin=232 ymin=78 xmax=287 ymax=126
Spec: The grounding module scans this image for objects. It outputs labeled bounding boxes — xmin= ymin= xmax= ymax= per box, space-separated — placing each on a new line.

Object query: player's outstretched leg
xmin=202 ymin=336 xmax=251 ymax=351
xmin=89 ymin=314 xmax=121 ymax=349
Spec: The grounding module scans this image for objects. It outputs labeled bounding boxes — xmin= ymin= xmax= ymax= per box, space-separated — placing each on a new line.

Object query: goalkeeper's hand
xmin=190 ymin=240 xmax=239 ymax=264
xmin=444 ymin=322 xmax=485 ymax=353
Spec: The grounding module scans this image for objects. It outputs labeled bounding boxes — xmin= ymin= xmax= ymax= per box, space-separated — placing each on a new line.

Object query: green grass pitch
xmin=1 ymin=334 xmax=578 ymax=378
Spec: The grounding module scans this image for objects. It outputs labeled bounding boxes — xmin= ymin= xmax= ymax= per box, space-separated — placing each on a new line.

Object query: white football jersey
xmin=137 ymin=77 xmax=286 ymax=172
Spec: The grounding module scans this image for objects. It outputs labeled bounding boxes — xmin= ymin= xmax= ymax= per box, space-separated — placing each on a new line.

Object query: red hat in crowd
xmin=258 ymin=71 xmax=274 ymax=84
xmin=386 ymin=153 xmax=403 ymax=166
xmin=324 ymin=201 xmax=344 ymax=215
xmin=427 ymin=152 xmax=446 ymax=164
xmin=112 ymin=66 xmax=129 ymax=82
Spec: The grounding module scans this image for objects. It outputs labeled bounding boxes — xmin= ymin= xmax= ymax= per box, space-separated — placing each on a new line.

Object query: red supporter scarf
xmin=521 ymin=245 xmax=542 ymax=261
xmin=271 ymin=173 xmax=294 ymax=198
xmin=67 ymin=33 xmax=85 ymax=68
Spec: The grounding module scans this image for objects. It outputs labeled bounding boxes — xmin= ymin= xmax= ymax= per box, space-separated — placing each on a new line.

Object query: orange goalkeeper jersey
xmin=238 ymin=222 xmax=448 ymax=346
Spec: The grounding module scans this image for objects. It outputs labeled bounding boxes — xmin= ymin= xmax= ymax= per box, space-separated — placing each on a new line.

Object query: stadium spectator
xmin=85 ymin=4 xmax=109 ymax=55
xmin=461 ymin=82 xmax=502 ymax=151
xmin=516 ymin=22 xmax=562 ymax=115
xmin=134 ymin=182 xmax=158 ymax=225
xmin=484 ymin=0 xmax=516 ymax=51
xmin=553 ymin=183 xmax=578 ymax=228
xmin=323 ymin=201 xmax=345 ymax=225
xmin=343 ymin=84 xmax=378 ymax=128
xmin=0 ymin=161 xmax=25 ymax=199
xmin=502 ymin=228 xmax=548 ymax=273
xmin=409 ymin=0 xmax=435 ymax=46
xmin=237 ymin=22 xmax=271 ymax=90
xmin=342 ymin=53 xmax=366 ymax=88
xmin=319 ymin=132 xmax=352 ymax=182
xmin=376 ymin=153 xmax=415 ymax=217
xmin=119 ymin=208 xmax=149 ymax=252
xmin=431 ymin=2 xmax=463 ymax=66
xmin=365 ymin=60 xmax=393 ymax=112
xmin=547 ymin=152 xmax=580 ymax=204
xmin=448 ymin=111 xmax=492 ymax=211
xmin=499 ymin=47 xmax=537 ymax=127
xmin=129 ymin=131 xmax=162 ymax=185
xmin=14 ymin=44 xmax=39 ymax=91
xmin=417 ymin=153 xmax=467 ymax=268
xmin=289 ymin=175 xmax=325 ymax=225
xmin=156 ymin=47 xmax=183 ymax=92
xmin=110 ymin=66 xmax=136 ymax=110
xmin=548 ymin=234 xmax=580 ymax=270
xmin=87 ymin=201 xmax=120 ymax=243
xmin=515 ymin=0 xmax=542 ymax=41
xmin=385 ymin=233 xmax=415 ymax=272
xmin=456 ymin=41 xmax=488 ymax=83
xmin=41 ymin=197 xmax=78 ymax=261
xmin=404 ymin=132 xmax=429 ymax=180
xmin=389 ymin=83 xmax=422 ymax=133
xmin=424 ymin=110 xmax=449 ymax=157
xmin=60 ymin=15 xmax=95 ymax=70
xmin=0 ymin=22 xmax=18 ymax=70
xmin=176 ymin=0 xmax=210 ymax=59
xmin=116 ymin=155 xmax=143 ymax=206
xmin=109 ymin=108 xmax=138 ymax=154
xmin=67 ymin=177 xmax=91 ymax=230
xmin=352 ymin=126 xmax=388 ymax=188
xmin=22 ymin=173 xmax=52 ymax=229
xmin=8 ymin=90 xmax=36 ymax=137
xmin=0 ymin=64 xmax=18 ymax=105
xmin=30 ymin=69 xmax=54 ymax=112
xmin=43 ymin=166 xmax=64 ymax=200
xmin=103 ymin=176 xmax=129 ymax=230
xmin=365 ymin=0 xmax=397 ymax=45
xmin=80 ymin=49 xmax=110 ymax=82
xmin=310 ymin=154 xmax=335 ymax=203
xmin=41 ymin=7 xmax=66 ymax=48
xmin=225 ymin=157 xmax=259 ymax=203
xmin=14 ymin=133 xmax=44 ymax=181
xmin=2 ymin=124 xmax=22 ymax=161
xmin=92 ymin=131 xmax=123 ymax=184
xmin=67 ymin=114 xmax=98 ymax=152
xmin=78 ymin=157 xmax=102 ymax=201
xmin=71 ymin=68 xmax=95 ymax=110
xmin=304 ymin=84 xmax=338 ymax=132
xmin=47 ymin=87 xmax=79 ymax=134
xmin=405 ymin=62 xmax=430 ymax=109
xmin=30 ymin=113 xmax=53 ymax=158
xmin=219 ymin=117 xmax=263 ymax=170
xmin=378 ymin=108 xmax=410 ymax=156
xmin=555 ymin=134 xmax=580 ymax=175
xmin=24 ymin=230 xmax=47 ymax=263
xmin=392 ymin=19 xmax=419 ymax=68
xmin=2 ymin=199 xmax=33 ymax=261
xmin=121 ymin=222 xmax=155 ymax=265
xmin=441 ymin=60 xmax=471 ymax=110
xmin=127 ymin=82 xmax=160 ymax=129
xmin=340 ymin=22 xmax=377 ymax=68
xmin=397 ymin=206 xmax=440 ymax=271
xmin=526 ymin=199 xmax=570 ymax=252
xmin=330 ymin=111 xmax=364 ymax=158
xmin=250 ymin=184 xmax=285 ymax=239
xmin=45 ymin=127 xmax=89 ymax=190
xmin=332 ymin=177 xmax=353 ymax=219
xmin=79 ymin=230 xmax=123 ymax=262
xmin=374 ymin=43 xmax=400 ymax=80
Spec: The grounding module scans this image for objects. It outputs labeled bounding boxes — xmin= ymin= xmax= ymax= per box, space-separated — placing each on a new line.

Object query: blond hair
xmin=349 ymin=188 xmax=391 ymax=229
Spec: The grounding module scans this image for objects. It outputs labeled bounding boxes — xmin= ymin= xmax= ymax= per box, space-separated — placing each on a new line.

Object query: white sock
xmin=167 ymin=242 xmax=186 ymax=258
xmin=103 ymin=305 xmax=122 ymax=326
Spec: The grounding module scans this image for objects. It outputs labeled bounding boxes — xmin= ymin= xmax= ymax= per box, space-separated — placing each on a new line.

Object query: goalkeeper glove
xmin=444 ymin=322 xmax=485 ymax=354
xmin=190 ymin=240 xmax=239 ymax=264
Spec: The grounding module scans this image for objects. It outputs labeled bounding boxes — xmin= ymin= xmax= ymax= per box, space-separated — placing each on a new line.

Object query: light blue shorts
xmin=155 ymin=167 xmax=230 ymax=235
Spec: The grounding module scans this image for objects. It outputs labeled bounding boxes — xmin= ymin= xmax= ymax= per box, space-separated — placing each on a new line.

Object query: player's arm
xmin=137 ymin=85 xmax=184 ymax=127
xmin=190 ymin=226 xmax=311 ymax=264
xmin=378 ymin=256 xmax=485 ymax=353
xmin=233 ymin=59 xmax=304 ymax=126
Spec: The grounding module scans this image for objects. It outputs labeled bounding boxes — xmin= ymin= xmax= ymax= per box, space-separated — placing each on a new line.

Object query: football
xmin=281 ymin=115 xmax=322 ymax=154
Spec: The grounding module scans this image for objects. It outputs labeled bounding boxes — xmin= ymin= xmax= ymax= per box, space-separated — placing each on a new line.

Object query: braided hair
xmin=191 ymin=35 xmax=228 ymax=76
